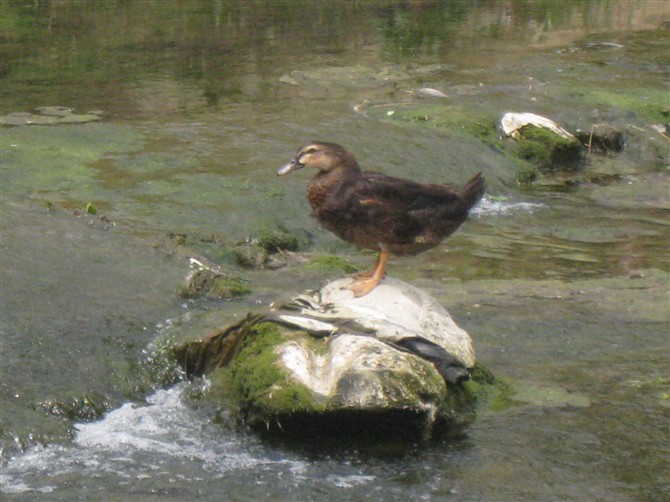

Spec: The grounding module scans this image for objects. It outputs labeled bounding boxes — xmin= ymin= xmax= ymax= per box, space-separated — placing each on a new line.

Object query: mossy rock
xmin=515 ymin=161 xmax=541 ymax=184
xmin=203 ymin=321 xmax=497 ymax=438
xmin=513 ymin=126 xmax=585 ymax=170
xmin=252 ymin=225 xmax=301 ymax=254
xmin=230 ymin=224 xmax=307 ymax=270
xmin=207 ymin=322 xmax=326 ymax=427
xmin=178 ymin=269 xmax=250 ymax=300
xmin=574 ymin=124 xmax=625 ymax=154
xmin=173 ymin=279 xmax=498 ymax=439
xmin=230 ymin=243 xmax=268 ymax=269
xmin=38 ymin=392 xmax=110 ymax=422
xmin=168 ymin=231 xmax=241 ymax=266
xmin=304 ymin=255 xmax=359 ymax=274
xmin=206 ymin=320 xmax=475 ymax=435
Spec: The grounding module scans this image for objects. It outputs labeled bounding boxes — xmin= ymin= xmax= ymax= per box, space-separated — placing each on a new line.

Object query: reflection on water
xmin=1 ymin=1 xmax=669 ymax=501
xmin=2 ymin=0 xmax=668 ymax=114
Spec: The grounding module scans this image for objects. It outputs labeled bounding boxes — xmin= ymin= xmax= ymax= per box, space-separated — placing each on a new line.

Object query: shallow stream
xmin=1 ymin=1 xmax=668 ymax=500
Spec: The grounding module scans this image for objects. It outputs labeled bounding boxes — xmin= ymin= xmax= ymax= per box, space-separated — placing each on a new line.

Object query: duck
xmin=277 ymin=142 xmax=485 ymax=297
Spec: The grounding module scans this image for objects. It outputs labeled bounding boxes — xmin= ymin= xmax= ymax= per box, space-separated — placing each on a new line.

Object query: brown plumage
xmin=277 ymin=142 xmax=485 ymax=297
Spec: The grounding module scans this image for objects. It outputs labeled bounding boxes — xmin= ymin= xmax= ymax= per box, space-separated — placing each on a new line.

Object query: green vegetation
xmin=454 ymin=361 xmax=512 ymax=415
xmin=38 ymin=393 xmax=110 ymax=422
xmin=208 ymin=322 xmax=323 ymax=427
xmin=209 ymin=277 xmax=251 ymax=299
xmin=515 ymin=161 xmax=540 ymax=184
xmin=379 ymin=104 xmax=501 ymax=147
xmin=177 ymin=269 xmax=251 ymax=300
xmin=574 ymin=87 xmax=669 ymax=124
xmin=305 ymin=255 xmax=359 ymax=274
xmin=513 ymin=126 xmax=584 ymax=170
xmin=253 ymin=224 xmax=301 ymax=254
xmin=369 ymin=102 xmax=588 ymax=182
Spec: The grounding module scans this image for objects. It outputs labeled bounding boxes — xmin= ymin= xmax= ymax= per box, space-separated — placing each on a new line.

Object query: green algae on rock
xmin=178 ymin=269 xmax=251 ymax=300
xmin=511 ymin=126 xmax=585 ymax=171
xmin=251 ymin=224 xmax=302 ymax=254
xmin=0 ymin=107 xmax=103 ymax=126
xmin=209 ymin=322 xmax=329 ymax=428
xmin=361 ymin=101 xmax=501 ymax=148
xmin=304 ymin=255 xmax=360 ymax=274
xmin=171 ymin=278 xmax=494 ymax=438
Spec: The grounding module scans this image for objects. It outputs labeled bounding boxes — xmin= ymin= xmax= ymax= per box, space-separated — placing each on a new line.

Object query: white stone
xmin=284 ymin=277 xmax=475 ymax=367
xmin=271 ymin=278 xmax=475 ymax=413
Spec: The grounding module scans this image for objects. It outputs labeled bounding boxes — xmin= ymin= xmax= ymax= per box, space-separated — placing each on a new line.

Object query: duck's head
xmin=277 ymin=142 xmax=359 ymax=176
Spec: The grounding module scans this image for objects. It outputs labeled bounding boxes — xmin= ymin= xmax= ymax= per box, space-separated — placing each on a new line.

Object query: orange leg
xmin=351 ymin=253 xmax=381 ymax=279
xmin=346 ymin=249 xmax=389 ymax=297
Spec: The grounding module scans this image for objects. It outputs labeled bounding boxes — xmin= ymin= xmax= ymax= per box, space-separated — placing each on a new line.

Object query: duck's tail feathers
xmin=459 ymin=172 xmax=486 ymax=209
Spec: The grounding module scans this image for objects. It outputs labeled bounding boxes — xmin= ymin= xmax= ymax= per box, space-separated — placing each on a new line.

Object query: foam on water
xmin=472 ymin=195 xmax=545 ymax=216
xmin=0 ymin=384 xmax=322 ymax=496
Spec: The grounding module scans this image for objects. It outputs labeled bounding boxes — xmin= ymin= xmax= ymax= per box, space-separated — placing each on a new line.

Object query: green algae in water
xmin=374 ymin=103 xmax=501 ymax=147
xmin=515 ymin=161 xmax=540 ymax=184
xmin=574 ymin=87 xmax=669 ymax=124
xmin=252 ymin=224 xmax=301 ymax=253
xmin=510 ymin=383 xmax=591 ymax=408
xmin=305 ymin=255 xmax=359 ymax=274
xmin=1 ymin=123 xmax=143 ymax=200
xmin=178 ymin=269 xmax=251 ymax=300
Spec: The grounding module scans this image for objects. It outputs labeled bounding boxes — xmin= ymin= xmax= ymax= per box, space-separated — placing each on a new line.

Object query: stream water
xmin=1 ymin=1 xmax=669 ymax=500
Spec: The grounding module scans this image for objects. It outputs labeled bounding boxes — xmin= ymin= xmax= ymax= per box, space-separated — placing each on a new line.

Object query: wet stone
xmin=588 ymin=173 xmax=670 ymax=210
xmin=173 ymin=278 xmax=491 ymax=438
xmin=178 ymin=269 xmax=251 ymax=300
xmin=0 ymin=107 xmax=103 ymax=126
xmin=575 ymin=124 xmax=626 ymax=154
xmin=513 ymin=126 xmax=585 ymax=170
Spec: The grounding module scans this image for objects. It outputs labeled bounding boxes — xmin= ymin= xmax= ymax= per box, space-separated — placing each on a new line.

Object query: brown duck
xmin=278 ymin=142 xmax=485 ymax=297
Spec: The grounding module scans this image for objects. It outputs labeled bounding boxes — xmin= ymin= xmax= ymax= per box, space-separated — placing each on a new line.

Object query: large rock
xmin=314 ymin=277 xmax=475 ymax=367
xmin=175 ymin=278 xmax=487 ymax=438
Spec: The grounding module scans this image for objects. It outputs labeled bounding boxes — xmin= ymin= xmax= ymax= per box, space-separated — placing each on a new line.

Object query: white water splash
xmin=1 ymin=384 xmax=315 ymax=496
xmin=473 ymin=195 xmax=545 ymax=217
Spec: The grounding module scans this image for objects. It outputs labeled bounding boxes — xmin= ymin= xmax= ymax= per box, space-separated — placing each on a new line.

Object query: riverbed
xmin=1 ymin=1 xmax=668 ymax=500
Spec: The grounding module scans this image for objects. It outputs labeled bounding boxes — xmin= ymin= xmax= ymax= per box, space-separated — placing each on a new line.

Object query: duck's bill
xmin=277 ymin=158 xmax=304 ymax=176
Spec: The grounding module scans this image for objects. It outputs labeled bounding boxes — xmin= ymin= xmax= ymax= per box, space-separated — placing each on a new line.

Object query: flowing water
xmin=1 ymin=1 xmax=669 ymax=500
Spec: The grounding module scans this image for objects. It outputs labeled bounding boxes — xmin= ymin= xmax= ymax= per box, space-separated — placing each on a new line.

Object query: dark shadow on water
xmin=249 ymin=409 xmax=472 ymax=459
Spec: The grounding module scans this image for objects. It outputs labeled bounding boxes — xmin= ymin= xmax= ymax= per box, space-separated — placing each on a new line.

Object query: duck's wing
xmin=345 ymin=172 xmax=463 ymax=215
xmin=318 ymin=173 xmax=464 ymax=246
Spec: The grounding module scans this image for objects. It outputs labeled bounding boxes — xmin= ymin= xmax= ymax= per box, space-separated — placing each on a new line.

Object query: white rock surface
xmin=271 ymin=277 xmax=475 ymax=413
xmin=281 ymin=277 xmax=475 ymax=367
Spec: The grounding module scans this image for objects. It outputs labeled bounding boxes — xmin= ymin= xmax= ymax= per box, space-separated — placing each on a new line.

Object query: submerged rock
xmin=174 ymin=278 xmax=488 ymax=438
xmin=501 ymin=112 xmax=574 ymax=140
xmin=501 ymin=112 xmax=585 ymax=171
xmin=575 ymin=124 xmax=625 ymax=154
xmin=279 ymin=65 xmax=411 ymax=88
xmin=0 ymin=107 xmax=103 ymax=126
xmin=588 ymin=172 xmax=670 ymax=210
xmin=178 ymin=268 xmax=251 ymax=300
